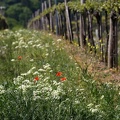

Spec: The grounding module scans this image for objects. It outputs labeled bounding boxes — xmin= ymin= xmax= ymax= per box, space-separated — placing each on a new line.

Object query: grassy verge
xmin=0 ymin=29 xmax=120 ymax=120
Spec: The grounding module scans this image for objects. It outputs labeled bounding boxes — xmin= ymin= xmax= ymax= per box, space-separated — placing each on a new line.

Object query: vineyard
xmin=28 ymin=0 xmax=120 ymax=69
xmin=0 ymin=29 xmax=120 ymax=120
xmin=1 ymin=0 xmax=120 ymax=120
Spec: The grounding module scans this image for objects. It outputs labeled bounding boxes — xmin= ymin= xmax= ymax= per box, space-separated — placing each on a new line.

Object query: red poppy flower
xmin=56 ymin=72 xmax=62 ymax=77
xmin=18 ymin=56 xmax=22 ymax=60
xmin=60 ymin=77 xmax=66 ymax=81
xmin=34 ymin=76 xmax=39 ymax=81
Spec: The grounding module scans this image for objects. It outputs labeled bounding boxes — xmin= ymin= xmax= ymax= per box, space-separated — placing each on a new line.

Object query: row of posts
xmin=29 ymin=0 xmax=76 ymax=42
xmin=28 ymin=0 xmax=119 ymax=69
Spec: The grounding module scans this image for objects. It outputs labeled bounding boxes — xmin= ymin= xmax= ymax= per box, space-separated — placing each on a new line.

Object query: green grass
xmin=0 ymin=29 xmax=120 ymax=120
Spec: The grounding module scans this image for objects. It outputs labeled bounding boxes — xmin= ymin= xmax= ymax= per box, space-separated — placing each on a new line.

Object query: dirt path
xmin=57 ymin=37 xmax=120 ymax=84
xmin=49 ymin=32 xmax=120 ymax=84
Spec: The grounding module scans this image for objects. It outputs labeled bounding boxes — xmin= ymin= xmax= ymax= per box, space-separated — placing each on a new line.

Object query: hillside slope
xmin=55 ymin=35 xmax=120 ymax=84
xmin=0 ymin=29 xmax=120 ymax=120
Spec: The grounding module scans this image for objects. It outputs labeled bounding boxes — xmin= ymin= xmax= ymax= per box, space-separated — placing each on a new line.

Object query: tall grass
xmin=0 ymin=29 xmax=120 ymax=120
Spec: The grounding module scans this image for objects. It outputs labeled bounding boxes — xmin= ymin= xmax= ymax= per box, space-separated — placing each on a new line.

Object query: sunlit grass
xmin=0 ymin=29 xmax=120 ymax=120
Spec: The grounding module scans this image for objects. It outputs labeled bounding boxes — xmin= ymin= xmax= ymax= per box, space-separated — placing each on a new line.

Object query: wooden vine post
xmin=94 ymin=11 xmax=103 ymax=61
xmin=48 ymin=0 xmax=54 ymax=32
xmin=54 ymin=0 xmax=59 ymax=35
xmin=57 ymin=11 xmax=60 ymax=35
xmin=75 ymin=12 xmax=80 ymax=46
xmin=64 ymin=0 xmax=73 ymax=42
xmin=79 ymin=0 xmax=86 ymax=48
xmin=44 ymin=0 xmax=49 ymax=31
xmin=57 ymin=12 xmax=63 ymax=35
xmin=41 ymin=1 xmax=45 ymax=30
xmin=35 ymin=10 xmax=40 ymax=30
xmin=61 ymin=10 xmax=68 ymax=39
xmin=39 ymin=0 xmax=42 ymax=30
xmin=87 ymin=8 xmax=95 ymax=52
xmin=105 ymin=10 xmax=109 ymax=65
xmin=108 ymin=10 xmax=118 ymax=68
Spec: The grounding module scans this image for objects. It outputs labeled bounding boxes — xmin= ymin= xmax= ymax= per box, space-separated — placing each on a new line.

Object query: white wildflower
xmin=32 ymin=45 xmax=36 ymax=48
xmin=74 ymin=100 xmax=80 ymax=105
xmin=0 ymin=85 xmax=4 ymax=89
xmin=33 ymin=71 xmax=39 ymax=75
xmin=0 ymin=85 xmax=5 ymax=94
xmin=44 ymin=77 xmax=50 ymax=81
xmin=30 ymin=59 xmax=34 ymax=62
xmin=21 ymin=73 xmax=28 ymax=76
xmin=57 ymin=39 xmax=62 ymax=42
xmin=33 ymin=96 xmax=41 ymax=101
xmin=28 ymin=41 xmax=33 ymax=45
xmin=100 ymin=95 xmax=104 ymax=99
xmin=15 ymin=46 xmax=19 ymax=49
xmin=76 ymin=67 xmax=79 ymax=69
xmin=45 ymin=43 xmax=49 ymax=48
xmin=31 ymin=67 xmax=36 ymax=70
xmin=51 ymin=90 xmax=60 ymax=99
xmin=36 ymin=44 xmax=41 ymax=48
xmin=19 ymin=37 xmax=23 ymax=41
xmin=45 ymin=53 xmax=49 ymax=56
xmin=13 ymin=76 xmax=24 ymax=85
xmin=52 ymin=41 xmax=55 ymax=45
xmin=22 ymin=67 xmax=36 ymax=76
xmin=35 ymin=39 xmax=40 ymax=43
xmin=22 ymin=79 xmax=31 ymax=85
xmin=90 ymin=108 xmax=99 ymax=113
xmin=43 ymin=63 xmax=51 ymax=69
xmin=11 ymin=59 xmax=15 ymax=62
xmin=24 ymin=45 xmax=28 ymax=48
xmin=41 ymin=86 xmax=52 ymax=93
xmin=75 ymin=63 xmax=77 ymax=65
xmin=87 ymin=103 xmax=94 ymax=108
xmin=12 ymin=41 xmax=18 ymax=45
xmin=49 ymin=70 xmax=53 ymax=73
xmin=38 ymin=69 xmax=46 ymax=72
xmin=53 ymin=81 xmax=58 ymax=85
xmin=18 ymin=85 xmax=30 ymax=93
xmin=33 ymin=90 xmax=41 ymax=97
xmin=79 ymin=89 xmax=84 ymax=91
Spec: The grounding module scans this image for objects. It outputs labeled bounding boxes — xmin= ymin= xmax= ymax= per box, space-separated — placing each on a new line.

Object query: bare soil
xmin=54 ymin=35 xmax=120 ymax=84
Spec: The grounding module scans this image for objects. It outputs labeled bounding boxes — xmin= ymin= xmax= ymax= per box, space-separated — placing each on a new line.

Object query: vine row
xmin=28 ymin=0 xmax=120 ymax=69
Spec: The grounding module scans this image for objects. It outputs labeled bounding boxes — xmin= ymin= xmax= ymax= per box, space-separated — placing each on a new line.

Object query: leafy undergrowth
xmin=0 ymin=29 xmax=120 ymax=120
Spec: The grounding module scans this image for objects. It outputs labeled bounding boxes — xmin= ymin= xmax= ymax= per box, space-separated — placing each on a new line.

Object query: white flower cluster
xmin=0 ymin=45 xmax=8 ymax=57
xmin=11 ymin=62 xmax=65 ymax=101
xmin=0 ymin=85 xmax=5 ymax=94
xmin=87 ymin=103 xmax=100 ymax=113
xmin=10 ymin=30 xmax=58 ymax=61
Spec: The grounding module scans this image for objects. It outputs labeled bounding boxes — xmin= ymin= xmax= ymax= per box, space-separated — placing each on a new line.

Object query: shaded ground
xmin=52 ymin=34 xmax=120 ymax=84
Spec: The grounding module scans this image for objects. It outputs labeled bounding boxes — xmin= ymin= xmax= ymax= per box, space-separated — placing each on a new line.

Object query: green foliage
xmin=19 ymin=7 xmax=32 ymax=27
xmin=6 ymin=18 xmax=20 ymax=29
xmin=28 ymin=0 xmax=120 ymax=27
xmin=0 ymin=0 xmax=40 ymax=28
xmin=5 ymin=0 xmax=21 ymax=5
xmin=6 ymin=3 xmax=23 ymax=20
xmin=30 ymin=0 xmax=41 ymax=11
xmin=0 ymin=29 xmax=120 ymax=119
xmin=0 ymin=0 xmax=65 ymax=28
xmin=21 ymin=0 xmax=31 ymax=7
xmin=0 ymin=14 xmax=8 ymax=30
xmin=5 ymin=3 xmax=32 ymax=27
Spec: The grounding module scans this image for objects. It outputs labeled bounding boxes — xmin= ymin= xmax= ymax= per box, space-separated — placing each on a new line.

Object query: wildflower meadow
xmin=0 ymin=29 xmax=120 ymax=120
